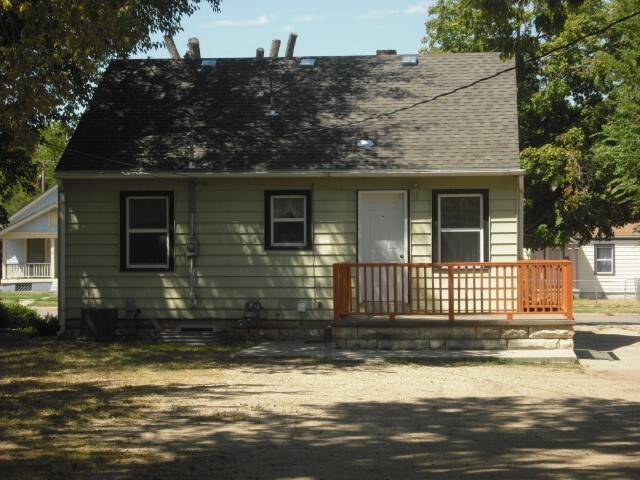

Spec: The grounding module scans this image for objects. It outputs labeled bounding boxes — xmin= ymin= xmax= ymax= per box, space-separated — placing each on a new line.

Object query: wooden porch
xmin=333 ymin=261 xmax=574 ymax=321
xmin=332 ymin=261 xmax=574 ymax=350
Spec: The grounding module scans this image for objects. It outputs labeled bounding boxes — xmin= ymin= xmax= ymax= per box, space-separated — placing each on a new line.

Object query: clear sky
xmin=135 ymin=0 xmax=435 ymax=59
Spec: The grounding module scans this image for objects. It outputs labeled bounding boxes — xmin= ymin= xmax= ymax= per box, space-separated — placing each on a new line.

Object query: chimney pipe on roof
xmin=269 ymin=39 xmax=281 ymax=58
xmin=185 ymin=37 xmax=201 ymax=60
xmin=285 ymin=33 xmax=298 ymax=58
xmin=256 ymin=48 xmax=264 ymax=59
xmin=164 ymin=35 xmax=181 ymax=60
xmin=376 ymin=49 xmax=397 ymax=56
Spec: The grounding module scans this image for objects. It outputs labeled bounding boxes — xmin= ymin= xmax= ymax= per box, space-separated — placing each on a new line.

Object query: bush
xmin=0 ymin=302 xmax=9 ymax=328
xmin=0 ymin=301 xmax=43 ymax=329
xmin=30 ymin=314 xmax=61 ymax=337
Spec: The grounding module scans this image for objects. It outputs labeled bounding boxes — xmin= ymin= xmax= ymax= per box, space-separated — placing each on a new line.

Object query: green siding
xmin=63 ymin=176 xmax=520 ymax=321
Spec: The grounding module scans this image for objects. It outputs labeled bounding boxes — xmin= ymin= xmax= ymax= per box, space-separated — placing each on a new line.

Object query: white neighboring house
xmin=530 ymin=223 xmax=640 ymax=299
xmin=0 ymin=185 xmax=58 ymax=293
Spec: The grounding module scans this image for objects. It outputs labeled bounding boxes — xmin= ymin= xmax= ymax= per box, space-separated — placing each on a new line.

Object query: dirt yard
xmin=1 ymin=324 xmax=639 ymax=479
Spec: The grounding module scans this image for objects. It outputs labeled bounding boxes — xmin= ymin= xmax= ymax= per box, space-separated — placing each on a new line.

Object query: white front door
xmin=359 ymin=191 xmax=408 ymax=263
xmin=358 ymin=191 xmax=409 ymax=303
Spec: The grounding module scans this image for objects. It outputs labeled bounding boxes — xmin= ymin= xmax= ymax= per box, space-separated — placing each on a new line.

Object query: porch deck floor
xmin=237 ymin=341 xmax=577 ymax=363
xmin=333 ymin=314 xmax=574 ymax=327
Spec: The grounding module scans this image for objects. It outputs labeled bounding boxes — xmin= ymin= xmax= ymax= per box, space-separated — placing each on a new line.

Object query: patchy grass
xmin=573 ymin=298 xmax=640 ymax=314
xmin=0 ymin=292 xmax=57 ymax=307
xmin=0 ymin=339 xmax=243 ymax=376
xmin=0 ymin=339 xmax=244 ymax=479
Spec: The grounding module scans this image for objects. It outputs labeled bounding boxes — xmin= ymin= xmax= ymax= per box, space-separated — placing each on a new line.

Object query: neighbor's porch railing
xmin=5 ymin=263 xmax=51 ymax=279
xmin=333 ymin=261 xmax=573 ymax=321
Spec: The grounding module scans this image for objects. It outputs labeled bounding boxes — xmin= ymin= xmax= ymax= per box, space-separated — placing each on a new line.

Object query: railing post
xmin=517 ymin=262 xmax=526 ymax=314
xmin=563 ymin=261 xmax=574 ymax=319
xmin=333 ymin=265 xmax=341 ymax=321
xmin=333 ymin=264 xmax=353 ymax=321
xmin=447 ymin=266 xmax=454 ymax=321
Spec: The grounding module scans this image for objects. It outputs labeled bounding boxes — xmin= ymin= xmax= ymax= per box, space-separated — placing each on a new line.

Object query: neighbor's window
xmin=120 ymin=192 xmax=174 ymax=271
xmin=433 ymin=191 xmax=488 ymax=262
xmin=594 ymin=244 xmax=614 ymax=274
xmin=264 ymin=190 xmax=312 ymax=249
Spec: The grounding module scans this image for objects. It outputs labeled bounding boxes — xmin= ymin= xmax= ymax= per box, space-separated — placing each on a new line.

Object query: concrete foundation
xmin=63 ymin=316 xmax=330 ymax=342
xmin=332 ymin=316 xmax=575 ymax=350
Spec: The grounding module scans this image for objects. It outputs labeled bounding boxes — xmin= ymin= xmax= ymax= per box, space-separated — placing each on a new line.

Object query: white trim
xmin=269 ymin=194 xmax=307 ymax=248
xmin=58 ymin=182 xmax=66 ymax=336
xmin=4 ymin=185 xmax=57 ymax=223
xmin=594 ymin=244 xmax=614 ymax=275
xmin=125 ymin=196 xmax=171 ymax=269
xmin=0 ymin=204 xmax=57 ymax=235
xmin=437 ymin=193 xmax=484 ymax=262
xmin=56 ymin=168 xmax=525 ymax=180
xmin=517 ymin=174 xmax=524 ymax=260
xmin=1 ymin=278 xmax=54 ymax=285
xmin=0 ymin=231 xmax=57 ymax=240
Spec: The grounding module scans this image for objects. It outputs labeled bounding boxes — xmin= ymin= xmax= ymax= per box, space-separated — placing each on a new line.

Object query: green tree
xmin=594 ymin=0 xmax=640 ymax=226
xmin=422 ymin=0 xmax=640 ymax=249
xmin=0 ymin=0 xmax=221 ymax=225
xmin=3 ymin=122 xmax=69 ymax=216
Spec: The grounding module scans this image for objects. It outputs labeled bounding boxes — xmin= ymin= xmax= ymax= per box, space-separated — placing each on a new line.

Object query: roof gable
xmin=613 ymin=223 xmax=640 ymax=238
xmin=1 ymin=186 xmax=58 ymax=235
xmin=57 ymin=53 xmax=520 ymax=175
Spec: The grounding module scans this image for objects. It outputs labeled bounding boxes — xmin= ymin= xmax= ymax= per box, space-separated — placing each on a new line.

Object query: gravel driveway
xmin=78 ymin=324 xmax=640 ymax=480
xmin=11 ymin=309 xmax=639 ymax=478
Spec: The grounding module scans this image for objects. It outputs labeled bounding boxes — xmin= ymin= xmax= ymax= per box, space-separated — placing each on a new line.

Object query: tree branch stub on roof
xmin=185 ymin=38 xmax=201 ymax=61
xmin=269 ymin=39 xmax=281 ymax=58
xmin=163 ymin=35 xmax=181 ymax=60
xmin=285 ymin=33 xmax=298 ymax=59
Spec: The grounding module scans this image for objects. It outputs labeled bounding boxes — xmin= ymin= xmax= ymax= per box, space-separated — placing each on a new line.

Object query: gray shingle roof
xmin=56 ymin=53 xmax=520 ymax=174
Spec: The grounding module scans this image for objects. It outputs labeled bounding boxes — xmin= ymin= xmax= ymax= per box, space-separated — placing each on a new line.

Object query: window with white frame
xmin=264 ymin=190 xmax=312 ymax=249
xmin=594 ymin=244 xmax=614 ymax=274
xmin=433 ymin=190 xmax=488 ymax=262
xmin=120 ymin=192 xmax=174 ymax=270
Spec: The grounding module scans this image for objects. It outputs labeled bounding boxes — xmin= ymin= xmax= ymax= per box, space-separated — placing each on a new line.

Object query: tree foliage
xmin=3 ymin=122 xmax=69 ymax=217
xmin=422 ymin=0 xmax=640 ymax=249
xmin=595 ymin=0 xmax=640 ymax=223
xmin=0 ymin=0 xmax=221 ymax=225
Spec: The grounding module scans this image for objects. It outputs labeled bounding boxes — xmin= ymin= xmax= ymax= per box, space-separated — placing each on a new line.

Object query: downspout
xmin=517 ymin=174 xmax=525 ymax=260
xmin=187 ymin=177 xmax=200 ymax=308
xmin=57 ymin=181 xmax=66 ymax=336
xmin=185 ymin=108 xmax=199 ymax=308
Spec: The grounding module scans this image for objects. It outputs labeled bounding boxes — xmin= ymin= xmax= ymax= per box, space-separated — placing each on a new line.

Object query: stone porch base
xmin=332 ymin=315 xmax=575 ymax=350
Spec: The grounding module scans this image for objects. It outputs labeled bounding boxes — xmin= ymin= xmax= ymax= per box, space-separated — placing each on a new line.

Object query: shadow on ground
xmin=2 ymin=331 xmax=640 ymax=479
xmin=574 ymin=328 xmax=640 ymax=360
xmin=573 ymin=329 xmax=640 ymax=351
xmin=1 ymin=379 xmax=638 ymax=479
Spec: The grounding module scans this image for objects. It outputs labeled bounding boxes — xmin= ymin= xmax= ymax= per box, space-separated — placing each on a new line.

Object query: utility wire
xmin=1 ymin=8 xmax=639 ymax=172
xmin=289 ymin=8 xmax=640 ymax=135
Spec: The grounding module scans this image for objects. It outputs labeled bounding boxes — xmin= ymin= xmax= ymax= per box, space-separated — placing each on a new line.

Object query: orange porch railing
xmin=333 ymin=261 xmax=573 ymax=321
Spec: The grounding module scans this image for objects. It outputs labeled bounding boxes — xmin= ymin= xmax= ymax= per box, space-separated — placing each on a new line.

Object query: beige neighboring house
xmin=55 ymin=52 xmax=576 ymax=350
xmin=1 ymin=185 xmax=58 ymax=293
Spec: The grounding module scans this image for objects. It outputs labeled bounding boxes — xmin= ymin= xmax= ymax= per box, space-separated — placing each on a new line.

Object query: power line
xmin=289 ymin=8 xmax=640 ymax=135
xmin=2 ymin=8 xmax=639 ymax=172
